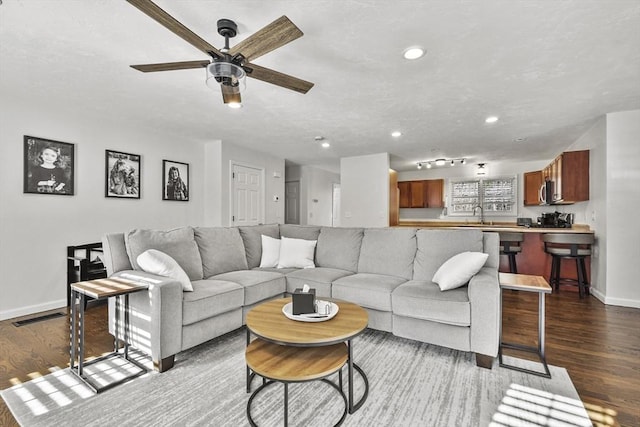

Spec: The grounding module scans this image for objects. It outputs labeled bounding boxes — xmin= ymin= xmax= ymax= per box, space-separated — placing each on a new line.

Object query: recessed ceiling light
xmin=228 ymin=102 xmax=242 ymax=109
xmin=403 ymin=47 xmax=425 ymax=60
xmin=391 ymin=131 xmax=402 ymax=138
xmin=485 ymin=116 xmax=499 ymax=124
xmin=321 ymin=142 xmax=330 ymax=148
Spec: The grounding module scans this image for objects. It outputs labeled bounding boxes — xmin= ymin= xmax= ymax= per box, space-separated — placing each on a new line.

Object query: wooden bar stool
xmin=499 ymin=232 xmax=524 ymax=274
xmin=542 ymin=233 xmax=594 ymax=298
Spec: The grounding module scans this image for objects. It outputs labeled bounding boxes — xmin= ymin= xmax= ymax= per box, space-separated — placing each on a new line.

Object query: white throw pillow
xmin=136 ymin=249 xmax=193 ymax=292
xmin=277 ymin=236 xmax=317 ymax=269
xmin=259 ymin=235 xmax=281 ymax=268
xmin=432 ymin=251 xmax=489 ymax=291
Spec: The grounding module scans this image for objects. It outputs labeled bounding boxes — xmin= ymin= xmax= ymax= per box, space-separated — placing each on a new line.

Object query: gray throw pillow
xmin=194 ymin=227 xmax=248 ymax=278
xmin=125 ymin=227 xmax=204 ymax=280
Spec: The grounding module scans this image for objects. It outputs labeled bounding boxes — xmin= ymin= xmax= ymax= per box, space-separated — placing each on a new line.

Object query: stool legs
xmin=549 ymin=255 xmax=590 ymax=298
xmin=508 ymin=253 xmax=518 ymax=274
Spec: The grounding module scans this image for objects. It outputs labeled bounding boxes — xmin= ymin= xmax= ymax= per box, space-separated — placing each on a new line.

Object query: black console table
xmin=67 ymin=242 xmax=107 ymax=308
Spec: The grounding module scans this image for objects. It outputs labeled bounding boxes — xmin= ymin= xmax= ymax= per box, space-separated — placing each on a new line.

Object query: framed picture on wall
xmin=23 ymin=135 xmax=75 ymax=195
xmin=162 ymin=160 xmax=189 ymax=201
xmin=105 ymin=149 xmax=141 ymax=198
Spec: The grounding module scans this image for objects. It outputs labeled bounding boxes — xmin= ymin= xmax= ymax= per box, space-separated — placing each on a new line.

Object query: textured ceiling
xmin=1 ymin=0 xmax=639 ymax=173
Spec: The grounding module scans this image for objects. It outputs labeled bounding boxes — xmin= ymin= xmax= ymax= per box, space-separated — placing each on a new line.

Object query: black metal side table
xmin=69 ymin=277 xmax=149 ymax=393
xmin=499 ymin=272 xmax=552 ymax=378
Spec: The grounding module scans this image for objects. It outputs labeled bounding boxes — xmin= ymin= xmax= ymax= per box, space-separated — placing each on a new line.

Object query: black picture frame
xmin=162 ymin=160 xmax=189 ymax=201
xmin=105 ymin=150 xmax=141 ymax=199
xmin=23 ymin=135 xmax=75 ymax=196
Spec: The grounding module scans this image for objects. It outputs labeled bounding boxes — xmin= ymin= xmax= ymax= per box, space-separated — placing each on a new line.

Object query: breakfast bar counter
xmin=396 ymin=221 xmax=594 ymax=287
xmin=396 ymin=221 xmax=593 ymax=234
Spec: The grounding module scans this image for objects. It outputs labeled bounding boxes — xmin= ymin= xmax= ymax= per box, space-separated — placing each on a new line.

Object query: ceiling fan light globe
xmin=206 ymin=62 xmax=246 ymax=92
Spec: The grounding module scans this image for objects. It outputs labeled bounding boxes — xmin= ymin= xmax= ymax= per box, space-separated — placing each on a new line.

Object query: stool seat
xmin=499 ymin=232 xmax=524 ymax=274
xmin=542 ymin=233 xmax=594 ymax=298
xmin=545 ymin=247 xmax=592 ymax=257
xmin=500 ymin=245 xmax=522 ymax=253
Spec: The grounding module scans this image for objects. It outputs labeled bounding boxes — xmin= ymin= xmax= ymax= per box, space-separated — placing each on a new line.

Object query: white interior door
xmin=285 ymin=181 xmax=300 ymax=224
xmin=232 ymin=163 xmax=263 ymax=226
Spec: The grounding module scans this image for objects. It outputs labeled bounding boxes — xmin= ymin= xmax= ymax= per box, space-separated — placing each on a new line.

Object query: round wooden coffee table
xmin=245 ymin=297 xmax=369 ymax=425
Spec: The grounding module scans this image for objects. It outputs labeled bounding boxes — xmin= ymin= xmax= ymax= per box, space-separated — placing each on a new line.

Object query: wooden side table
xmin=499 ymin=272 xmax=552 ymax=378
xmin=70 ymin=277 xmax=149 ymax=393
xmin=245 ymin=338 xmax=348 ymax=426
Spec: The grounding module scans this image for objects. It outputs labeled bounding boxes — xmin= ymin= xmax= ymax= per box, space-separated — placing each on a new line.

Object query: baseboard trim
xmin=0 ymin=299 xmax=67 ymax=322
xmin=603 ymin=295 xmax=640 ymax=309
xmin=590 ymin=287 xmax=640 ymax=308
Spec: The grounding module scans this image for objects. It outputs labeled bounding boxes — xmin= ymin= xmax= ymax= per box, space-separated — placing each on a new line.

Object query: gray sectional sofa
xmin=101 ymin=224 xmax=500 ymax=372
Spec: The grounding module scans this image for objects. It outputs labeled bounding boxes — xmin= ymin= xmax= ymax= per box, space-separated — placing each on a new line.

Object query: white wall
xmin=203 ymin=141 xmax=286 ymax=227
xmin=0 ymin=98 xmax=206 ymax=320
xmin=567 ymin=117 xmax=607 ymax=297
xmin=301 ymin=166 xmax=340 ymax=226
xmin=340 ymin=153 xmax=390 ymax=227
xmin=604 ymin=110 xmax=640 ymax=307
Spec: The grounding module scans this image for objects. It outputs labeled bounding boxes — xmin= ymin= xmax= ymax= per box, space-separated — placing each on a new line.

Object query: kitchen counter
xmin=396 ymin=221 xmax=592 ymax=234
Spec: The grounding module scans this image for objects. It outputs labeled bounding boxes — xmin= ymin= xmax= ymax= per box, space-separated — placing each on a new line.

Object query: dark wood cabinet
xmin=559 ymin=150 xmax=589 ymax=202
xmin=525 ymin=149 xmax=589 ymax=205
xmin=398 ymin=181 xmax=411 ymax=208
xmin=398 ymin=179 xmax=444 ymax=208
xmin=524 ymin=171 xmax=544 ymax=206
xmin=409 ymin=181 xmax=425 ymax=208
xmin=425 ymin=179 xmax=444 ymax=208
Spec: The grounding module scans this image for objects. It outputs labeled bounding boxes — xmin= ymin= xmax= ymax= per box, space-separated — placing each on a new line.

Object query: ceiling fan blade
xmin=131 ymin=60 xmax=210 ymax=73
xmin=127 ymin=0 xmax=222 ymax=57
xmin=244 ymin=63 xmax=314 ymax=94
xmin=229 ymin=16 xmax=303 ymax=62
xmin=221 ymin=85 xmax=242 ymax=104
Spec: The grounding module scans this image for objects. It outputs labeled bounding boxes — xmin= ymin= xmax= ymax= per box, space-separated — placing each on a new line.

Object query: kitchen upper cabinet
xmin=409 ymin=181 xmax=425 ymax=208
xmin=397 ymin=179 xmax=444 ymax=208
xmin=523 ymin=171 xmax=544 ymax=206
xmin=559 ymin=150 xmax=589 ymax=202
xmin=425 ymin=179 xmax=444 ymax=208
xmin=525 ymin=149 xmax=589 ymax=204
xmin=398 ymin=182 xmax=411 ymax=208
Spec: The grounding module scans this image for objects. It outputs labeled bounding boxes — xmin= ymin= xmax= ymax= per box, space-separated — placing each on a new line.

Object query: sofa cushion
xmin=432 ymin=251 xmax=489 ymax=291
xmin=285 ymin=267 xmax=355 ymax=297
xmin=125 ymin=227 xmax=204 ymax=280
xmin=392 ymin=280 xmax=470 ymax=327
xmin=332 ymin=273 xmax=406 ymax=311
xmin=357 ymin=228 xmax=417 ymax=280
xmin=279 ymin=224 xmax=321 ymax=241
xmin=239 ymin=224 xmax=280 ymax=269
xmin=212 ymin=270 xmax=285 ymax=305
xmin=277 ymin=237 xmax=317 ymax=269
xmin=182 ymin=279 xmax=244 ymax=326
xmin=136 ymin=249 xmax=193 ymax=292
xmin=413 ymin=229 xmax=484 ymax=281
xmin=316 ymin=227 xmax=363 ymax=272
xmin=194 ymin=227 xmax=249 ymax=278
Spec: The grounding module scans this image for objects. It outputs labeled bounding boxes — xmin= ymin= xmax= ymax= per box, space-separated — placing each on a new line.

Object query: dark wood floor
xmin=1 ymin=291 xmax=638 ymax=427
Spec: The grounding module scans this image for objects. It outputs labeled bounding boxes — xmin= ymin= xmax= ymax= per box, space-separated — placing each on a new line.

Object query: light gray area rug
xmin=2 ymin=328 xmax=590 ymax=426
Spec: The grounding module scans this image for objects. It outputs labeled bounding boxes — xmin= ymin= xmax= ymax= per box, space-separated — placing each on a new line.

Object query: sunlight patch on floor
xmin=489 ymin=383 xmax=592 ymax=427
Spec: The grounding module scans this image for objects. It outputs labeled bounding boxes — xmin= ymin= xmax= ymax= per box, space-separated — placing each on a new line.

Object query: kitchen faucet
xmin=472 ymin=205 xmax=484 ymax=224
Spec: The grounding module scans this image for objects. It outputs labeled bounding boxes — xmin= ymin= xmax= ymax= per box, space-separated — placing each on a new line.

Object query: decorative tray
xmin=282 ymin=301 xmax=339 ymax=322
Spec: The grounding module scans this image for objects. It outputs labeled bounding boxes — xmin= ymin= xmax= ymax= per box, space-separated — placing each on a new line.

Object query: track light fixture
xmin=416 ymin=158 xmax=467 ymax=169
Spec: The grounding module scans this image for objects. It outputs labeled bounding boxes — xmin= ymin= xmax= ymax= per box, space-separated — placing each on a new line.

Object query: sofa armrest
xmin=108 ymin=270 xmax=183 ymax=364
xmin=468 ymin=266 xmax=500 ymax=357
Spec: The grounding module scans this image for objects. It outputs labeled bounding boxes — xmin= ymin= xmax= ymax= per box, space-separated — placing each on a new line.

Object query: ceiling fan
xmin=127 ymin=0 xmax=314 ymax=107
